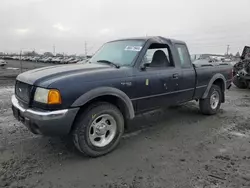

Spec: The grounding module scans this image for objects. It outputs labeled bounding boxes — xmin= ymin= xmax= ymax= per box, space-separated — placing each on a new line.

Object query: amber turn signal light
xmin=48 ymin=89 xmax=62 ymax=104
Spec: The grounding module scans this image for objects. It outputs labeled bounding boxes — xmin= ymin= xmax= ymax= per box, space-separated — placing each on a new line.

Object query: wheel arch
xmin=71 ymin=87 xmax=135 ymax=120
xmin=202 ymin=73 xmax=226 ymax=102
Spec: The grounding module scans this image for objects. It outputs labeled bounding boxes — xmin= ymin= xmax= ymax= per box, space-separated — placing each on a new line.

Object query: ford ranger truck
xmin=12 ymin=36 xmax=233 ymax=157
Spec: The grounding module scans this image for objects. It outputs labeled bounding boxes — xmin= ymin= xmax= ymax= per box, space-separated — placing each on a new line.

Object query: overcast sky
xmin=1 ymin=0 xmax=250 ymax=55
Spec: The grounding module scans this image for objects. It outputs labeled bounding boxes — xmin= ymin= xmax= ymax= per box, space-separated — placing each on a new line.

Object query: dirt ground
xmin=1 ymin=62 xmax=250 ymax=188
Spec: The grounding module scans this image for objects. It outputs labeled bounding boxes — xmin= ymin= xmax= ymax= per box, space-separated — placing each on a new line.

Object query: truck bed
xmin=193 ymin=59 xmax=232 ymax=99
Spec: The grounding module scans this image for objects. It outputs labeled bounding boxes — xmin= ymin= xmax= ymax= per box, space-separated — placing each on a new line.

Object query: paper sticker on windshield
xmin=125 ymin=46 xmax=142 ymax=52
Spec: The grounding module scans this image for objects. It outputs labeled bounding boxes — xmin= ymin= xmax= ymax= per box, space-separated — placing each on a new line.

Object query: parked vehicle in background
xmin=56 ymin=58 xmax=65 ymax=64
xmin=68 ymin=58 xmax=80 ymax=64
xmin=12 ymin=56 xmax=20 ymax=60
xmin=63 ymin=57 xmax=74 ymax=64
xmin=61 ymin=58 xmax=69 ymax=64
xmin=32 ymin=57 xmax=40 ymax=62
xmin=77 ymin=59 xmax=88 ymax=64
xmin=28 ymin=57 xmax=35 ymax=61
xmin=1 ymin=55 xmax=86 ymax=64
xmin=24 ymin=57 xmax=30 ymax=61
xmin=43 ymin=57 xmax=53 ymax=63
xmin=233 ymin=46 xmax=250 ymax=89
xmin=51 ymin=57 xmax=60 ymax=64
xmin=223 ymin=58 xmax=232 ymax=62
xmin=12 ymin=36 xmax=232 ymax=157
xmin=0 ymin=59 xmax=7 ymax=66
xmin=40 ymin=57 xmax=49 ymax=62
xmin=25 ymin=57 xmax=31 ymax=61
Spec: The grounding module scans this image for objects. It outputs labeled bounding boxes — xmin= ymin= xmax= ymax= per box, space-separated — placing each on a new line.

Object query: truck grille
xmin=15 ymin=81 xmax=32 ymax=103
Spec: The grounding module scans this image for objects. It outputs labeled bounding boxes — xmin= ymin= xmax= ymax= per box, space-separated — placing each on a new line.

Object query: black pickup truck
xmin=12 ymin=36 xmax=232 ymax=157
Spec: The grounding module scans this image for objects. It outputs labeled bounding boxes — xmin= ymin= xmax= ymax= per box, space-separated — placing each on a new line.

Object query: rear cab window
xmin=176 ymin=44 xmax=192 ymax=68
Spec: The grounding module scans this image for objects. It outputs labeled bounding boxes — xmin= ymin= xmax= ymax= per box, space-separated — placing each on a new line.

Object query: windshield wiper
xmin=97 ymin=60 xmax=120 ymax=68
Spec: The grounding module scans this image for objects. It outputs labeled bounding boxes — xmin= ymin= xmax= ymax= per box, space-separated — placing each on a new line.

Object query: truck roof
xmin=109 ymin=36 xmax=186 ymax=45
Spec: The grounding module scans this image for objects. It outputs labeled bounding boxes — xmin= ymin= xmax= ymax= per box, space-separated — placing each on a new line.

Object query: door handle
xmin=172 ymin=73 xmax=179 ymax=79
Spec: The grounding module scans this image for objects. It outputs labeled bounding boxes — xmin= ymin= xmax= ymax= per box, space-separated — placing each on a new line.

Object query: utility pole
xmin=53 ymin=45 xmax=56 ymax=56
xmin=226 ymin=45 xmax=230 ymax=56
xmin=85 ymin=41 xmax=87 ymax=59
xmin=20 ymin=50 xmax=23 ymax=73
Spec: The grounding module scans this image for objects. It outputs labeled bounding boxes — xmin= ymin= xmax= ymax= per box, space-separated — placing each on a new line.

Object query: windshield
xmin=90 ymin=40 xmax=145 ymax=66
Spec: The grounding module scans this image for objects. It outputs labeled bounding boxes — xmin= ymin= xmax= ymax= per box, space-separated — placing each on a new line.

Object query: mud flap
xmin=227 ymin=84 xmax=232 ymax=90
xmin=221 ymin=92 xmax=225 ymax=103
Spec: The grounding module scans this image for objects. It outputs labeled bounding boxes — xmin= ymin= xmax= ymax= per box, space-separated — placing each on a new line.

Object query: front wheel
xmin=199 ymin=85 xmax=222 ymax=115
xmin=72 ymin=102 xmax=124 ymax=157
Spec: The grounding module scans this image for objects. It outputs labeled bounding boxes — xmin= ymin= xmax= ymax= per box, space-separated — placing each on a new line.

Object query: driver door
xmin=134 ymin=43 xmax=181 ymax=112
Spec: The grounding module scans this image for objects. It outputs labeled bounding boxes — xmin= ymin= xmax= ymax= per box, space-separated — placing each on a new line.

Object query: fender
xmin=71 ymin=87 xmax=135 ymax=119
xmin=202 ymin=73 xmax=226 ymax=99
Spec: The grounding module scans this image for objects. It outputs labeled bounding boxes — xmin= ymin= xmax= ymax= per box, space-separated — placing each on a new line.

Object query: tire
xmin=233 ymin=76 xmax=247 ymax=89
xmin=72 ymin=102 xmax=124 ymax=157
xmin=199 ymin=85 xmax=222 ymax=115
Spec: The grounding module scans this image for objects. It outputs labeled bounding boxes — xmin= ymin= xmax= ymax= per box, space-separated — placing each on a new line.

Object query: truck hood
xmin=17 ymin=63 xmax=117 ymax=86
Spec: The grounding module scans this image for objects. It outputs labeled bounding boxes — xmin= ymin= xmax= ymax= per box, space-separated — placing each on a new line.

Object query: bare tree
xmin=43 ymin=52 xmax=54 ymax=57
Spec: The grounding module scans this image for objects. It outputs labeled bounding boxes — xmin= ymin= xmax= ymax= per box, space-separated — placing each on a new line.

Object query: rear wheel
xmin=72 ymin=102 xmax=124 ymax=157
xmin=199 ymin=85 xmax=222 ymax=115
xmin=233 ymin=76 xmax=247 ymax=89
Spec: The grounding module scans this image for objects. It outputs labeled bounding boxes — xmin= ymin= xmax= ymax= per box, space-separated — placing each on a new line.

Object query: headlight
xmin=34 ymin=88 xmax=49 ymax=103
xmin=34 ymin=87 xmax=62 ymax=104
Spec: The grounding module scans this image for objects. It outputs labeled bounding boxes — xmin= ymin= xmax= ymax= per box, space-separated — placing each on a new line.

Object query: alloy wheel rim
xmin=210 ymin=91 xmax=220 ymax=109
xmin=89 ymin=114 xmax=117 ymax=147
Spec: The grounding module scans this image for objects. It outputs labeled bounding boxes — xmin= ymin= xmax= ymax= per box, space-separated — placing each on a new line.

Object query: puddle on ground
xmin=6 ymin=67 xmax=19 ymax=70
xmin=230 ymin=131 xmax=249 ymax=138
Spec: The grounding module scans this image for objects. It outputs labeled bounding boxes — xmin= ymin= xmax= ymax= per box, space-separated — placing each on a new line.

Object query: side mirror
xmin=140 ymin=62 xmax=150 ymax=70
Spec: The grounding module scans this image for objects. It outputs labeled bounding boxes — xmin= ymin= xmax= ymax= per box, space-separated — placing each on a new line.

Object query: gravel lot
xmin=1 ymin=62 xmax=250 ymax=188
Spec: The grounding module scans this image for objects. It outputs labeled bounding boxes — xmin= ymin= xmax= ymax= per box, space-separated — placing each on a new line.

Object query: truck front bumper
xmin=11 ymin=95 xmax=79 ymax=136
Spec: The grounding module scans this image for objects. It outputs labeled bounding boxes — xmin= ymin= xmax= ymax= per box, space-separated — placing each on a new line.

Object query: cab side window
xmin=142 ymin=43 xmax=174 ymax=68
xmin=176 ymin=44 xmax=192 ymax=68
